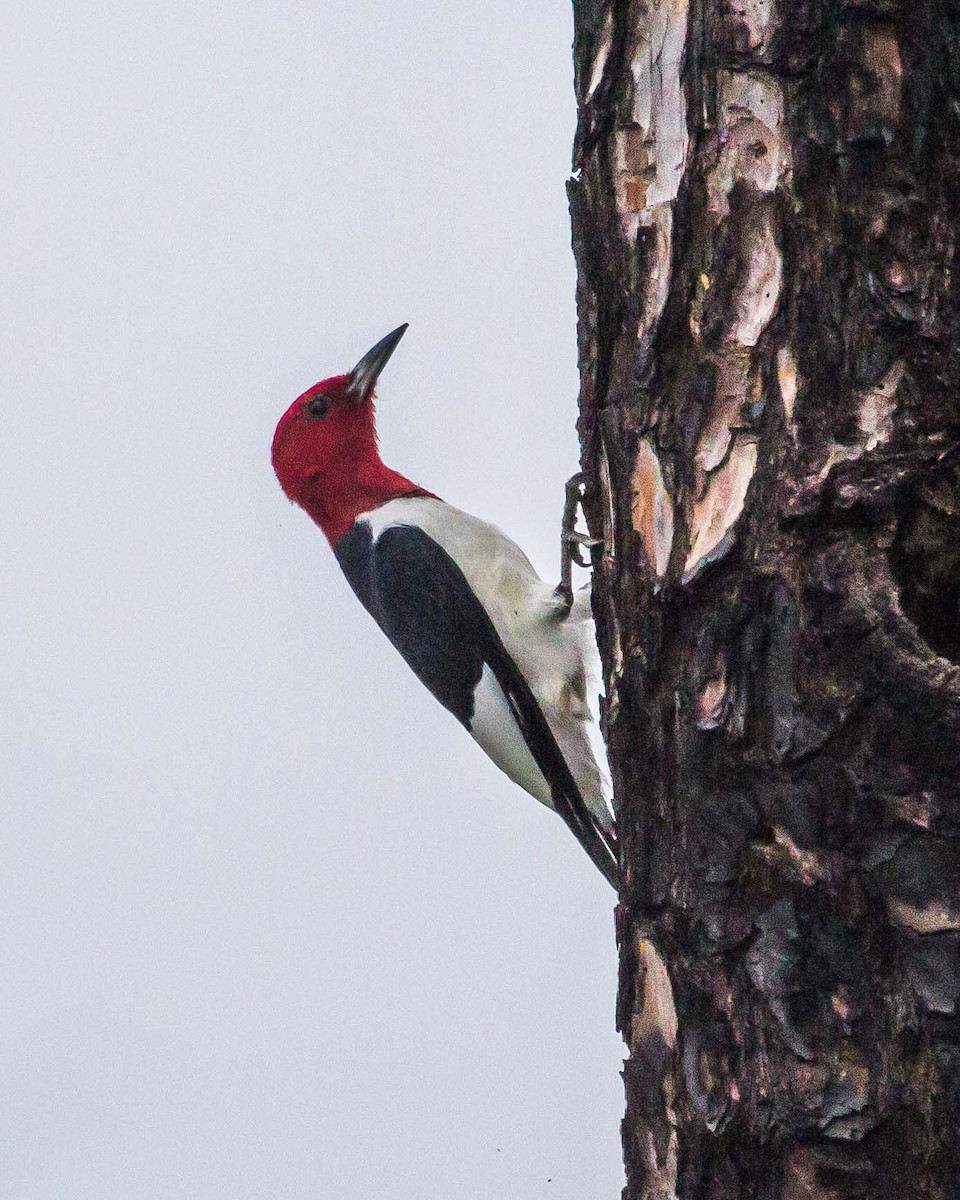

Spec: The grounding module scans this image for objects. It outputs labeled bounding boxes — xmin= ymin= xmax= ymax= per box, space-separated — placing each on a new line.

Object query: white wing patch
xmin=470 ymin=665 xmax=554 ymax=809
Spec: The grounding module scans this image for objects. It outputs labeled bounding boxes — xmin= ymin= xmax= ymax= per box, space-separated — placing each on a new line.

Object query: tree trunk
xmin=568 ymin=2 xmax=960 ymax=1197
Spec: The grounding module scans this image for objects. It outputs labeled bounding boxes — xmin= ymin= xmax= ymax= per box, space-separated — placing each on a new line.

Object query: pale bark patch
xmin=858 ymin=360 xmax=903 ymax=451
xmin=633 ymin=939 xmax=678 ymax=1050
xmin=728 ymin=206 xmax=783 ymax=347
xmin=696 ymin=655 xmax=730 ymax=730
xmin=888 ymin=899 xmax=960 ymax=934
xmin=799 ymin=361 xmax=905 ymax=496
xmin=684 ymin=439 xmax=758 ymax=584
xmin=719 ymin=0 xmax=776 ymax=54
xmin=777 ymin=345 xmax=798 ymax=422
xmin=631 ymin=438 xmax=675 ymax=581
xmin=614 ymin=0 xmax=689 ymax=243
xmin=709 ymin=70 xmax=790 ymax=216
xmin=696 ymin=356 xmax=751 ymax=479
xmin=586 ymin=7 xmax=613 ymax=100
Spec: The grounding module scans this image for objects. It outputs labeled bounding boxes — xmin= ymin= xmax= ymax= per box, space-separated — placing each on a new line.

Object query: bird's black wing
xmin=335 ymin=520 xmax=618 ymax=887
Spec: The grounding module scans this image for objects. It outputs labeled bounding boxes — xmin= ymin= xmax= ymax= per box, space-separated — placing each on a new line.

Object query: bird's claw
xmin=557 ymin=473 xmax=599 ymax=609
xmin=566 ymin=528 xmax=602 ymax=566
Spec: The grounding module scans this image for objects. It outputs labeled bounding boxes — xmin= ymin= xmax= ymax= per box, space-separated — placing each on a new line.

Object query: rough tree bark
xmin=568 ymin=2 xmax=960 ymax=1197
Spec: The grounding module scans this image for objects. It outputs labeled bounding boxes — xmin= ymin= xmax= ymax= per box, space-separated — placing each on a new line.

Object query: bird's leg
xmin=557 ymin=472 xmax=602 ymax=611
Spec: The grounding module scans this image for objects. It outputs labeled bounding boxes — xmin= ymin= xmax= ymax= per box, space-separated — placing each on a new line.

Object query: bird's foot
xmin=556 ymin=473 xmax=602 ymax=610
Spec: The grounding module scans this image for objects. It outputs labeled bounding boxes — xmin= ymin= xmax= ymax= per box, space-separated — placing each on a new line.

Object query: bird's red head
xmin=272 ymin=325 xmax=430 ymax=543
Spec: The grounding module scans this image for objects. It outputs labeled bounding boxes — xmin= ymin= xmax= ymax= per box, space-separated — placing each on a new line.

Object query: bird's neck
xmin=298 ymin=452 xmax=432 ymax=545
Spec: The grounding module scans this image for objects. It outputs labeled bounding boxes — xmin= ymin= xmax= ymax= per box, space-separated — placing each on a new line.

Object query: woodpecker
xmin=271 ymin=325 xmax=618 ymax=887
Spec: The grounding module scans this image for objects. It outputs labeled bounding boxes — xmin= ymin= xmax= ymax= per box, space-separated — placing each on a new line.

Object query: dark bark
xmin=568 ymin=2 xmax=960 ymax=1197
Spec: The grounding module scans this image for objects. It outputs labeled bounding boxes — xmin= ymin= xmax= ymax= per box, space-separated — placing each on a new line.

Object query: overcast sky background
xmin=3 ymin=3 xmax=624 ymax=1197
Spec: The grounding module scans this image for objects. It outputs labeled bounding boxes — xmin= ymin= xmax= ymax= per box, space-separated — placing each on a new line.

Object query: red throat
xmin=299 ymin=458 xmax=431 ymax=544
xmin=272 ymin=382 xmax=434 ymax=544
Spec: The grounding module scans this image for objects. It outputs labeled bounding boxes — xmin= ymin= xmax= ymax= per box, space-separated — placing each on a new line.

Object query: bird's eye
xmin=307 ymin=395 xmax=331 ymax=418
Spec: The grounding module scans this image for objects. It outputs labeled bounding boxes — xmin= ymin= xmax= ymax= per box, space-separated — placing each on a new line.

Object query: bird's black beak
xmin=346 ymin=323 xmax=408 ymax=401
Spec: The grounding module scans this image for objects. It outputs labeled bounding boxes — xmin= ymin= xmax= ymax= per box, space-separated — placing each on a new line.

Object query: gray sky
xmin=3 ymin=3 xmax=624 ymax=1196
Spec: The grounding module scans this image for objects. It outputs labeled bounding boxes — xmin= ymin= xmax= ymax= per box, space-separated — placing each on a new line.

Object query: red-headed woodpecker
xmin=271 ymin=326 xmax=618 ymax=887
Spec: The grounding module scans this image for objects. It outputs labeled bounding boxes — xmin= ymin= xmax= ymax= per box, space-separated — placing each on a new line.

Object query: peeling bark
xmin=569 ymin=2 xmax=960 ymax=1196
